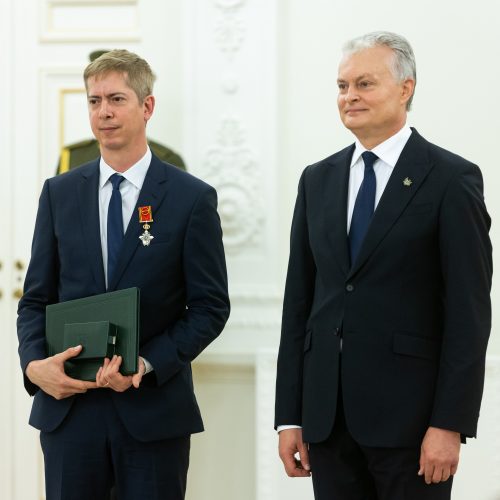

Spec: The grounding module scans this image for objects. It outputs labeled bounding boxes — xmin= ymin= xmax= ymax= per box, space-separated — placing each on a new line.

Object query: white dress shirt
xmin=277 ymin=125 xmax=413 ymax=433
xmin=347 ymin=125 xmax=412 ymax=231
xmin=98 ymin=147 xmax=153 ymax=374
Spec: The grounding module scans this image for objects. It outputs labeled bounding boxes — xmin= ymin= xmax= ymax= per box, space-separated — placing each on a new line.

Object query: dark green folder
xmin=46 ymin=288 xmax=140 ymax=381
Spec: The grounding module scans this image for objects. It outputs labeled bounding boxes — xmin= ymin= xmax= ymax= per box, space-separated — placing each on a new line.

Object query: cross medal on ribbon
xmin=138 ymin=206 xmax=154 ymax=246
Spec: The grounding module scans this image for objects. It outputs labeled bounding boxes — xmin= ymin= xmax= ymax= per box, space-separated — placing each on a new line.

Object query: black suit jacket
xmin=275 ymin=129 xmax=492 ymax=447
xmin=17 ymin=154 xmax=230 ymax=441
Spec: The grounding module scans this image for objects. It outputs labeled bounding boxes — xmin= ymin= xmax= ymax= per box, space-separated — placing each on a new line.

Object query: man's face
xmin=87 ymin=71 xmax=154 ymax=153
xmin=337 ymin=45 xmax=414 ymax=145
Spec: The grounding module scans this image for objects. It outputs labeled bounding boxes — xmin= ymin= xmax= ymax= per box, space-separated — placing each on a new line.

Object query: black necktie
xmin=349 ymin=151 xmax=378 ymax=264
xmin=107 ymin=173 xmax=125 ymax=285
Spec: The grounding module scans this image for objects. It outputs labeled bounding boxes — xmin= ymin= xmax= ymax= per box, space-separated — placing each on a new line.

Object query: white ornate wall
xmin=1 ymin=0 xmax=500 ymax=499
xmin=182 ymin=0 xmax=284 ymax=300
xmin=181 ymin=2 xmax=284 ymax=498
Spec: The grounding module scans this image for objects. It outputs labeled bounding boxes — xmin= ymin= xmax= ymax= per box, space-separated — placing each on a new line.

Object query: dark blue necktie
xmin=107 ymin=173 xmax=125 ymax=285
xmin=349 ymin=151 xmax=378 ymax=264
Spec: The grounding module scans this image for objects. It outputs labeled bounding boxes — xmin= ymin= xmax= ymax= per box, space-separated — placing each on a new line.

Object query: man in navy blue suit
xmin=275 ymin=32 xmax=491 ymax=499
xmin=17 ymin=49 xmax=230 ymax=500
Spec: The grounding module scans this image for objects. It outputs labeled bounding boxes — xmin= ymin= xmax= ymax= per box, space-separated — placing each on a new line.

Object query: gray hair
xmin=342 ymin=31 xmax=416 ymax=110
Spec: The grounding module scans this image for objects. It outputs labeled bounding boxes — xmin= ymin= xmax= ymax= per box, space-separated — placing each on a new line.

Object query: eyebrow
xmin=87 ymin=92 xmax=127 ymax=100
xmin=337 ymin=73 xmax=375 ymax=84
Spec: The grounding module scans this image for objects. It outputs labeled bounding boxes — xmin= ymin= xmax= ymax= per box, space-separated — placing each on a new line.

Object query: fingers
xmin=95 ymin=364 xmax=109 ymax=388
xmin=278 ymin=429 xmax=311 ymax=478
xmin=132 ymin=358 xmax=145 ymax=389
xmin=440 ymin=468 xmax=452 ymax=483
xmin=82 ymin=380 xmax=98 ymax=390
xmin=419 ymin=464 xmax=452 ymax=485
xmin=56 ymin=345 xmax=83 ymax=361
xmin=27 ymin=354 xmax=93 ymax=399
xmin=98 ymin=356 xmax=133 ymax=392
xmin=50 ymin=374 xmax=96 ymax=399
xmin=297 ymin=441 xmax=311 ymax=472
xmin=131 ymin=372 xmax=142 ymax=389
xmin=418 ymin=426 xmax=460 ymax=485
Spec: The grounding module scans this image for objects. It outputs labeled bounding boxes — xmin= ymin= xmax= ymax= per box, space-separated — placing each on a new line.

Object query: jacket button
xmin=346 ymin=284 xmax=354 ymax=292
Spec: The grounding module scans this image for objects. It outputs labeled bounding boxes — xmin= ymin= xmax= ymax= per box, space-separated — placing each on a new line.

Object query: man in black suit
xmin=17 ymin=49 xmax=230 ymax=500
xmin=275 ymin=31 xmax=492 ymax=499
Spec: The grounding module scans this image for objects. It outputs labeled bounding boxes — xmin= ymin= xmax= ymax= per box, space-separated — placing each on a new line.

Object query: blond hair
xmin=84 ymin=49 xmax=156 ymax=102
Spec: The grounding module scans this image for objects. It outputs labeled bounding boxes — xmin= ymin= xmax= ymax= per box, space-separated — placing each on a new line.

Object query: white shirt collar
xmin=99 ymin=147 xmax=152 ymax=189
xmin=350 ymin=125 xmax=412 ymax=168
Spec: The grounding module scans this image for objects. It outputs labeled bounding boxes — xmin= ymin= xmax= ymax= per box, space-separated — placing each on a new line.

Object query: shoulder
xmin=152 ymin=156 xmax=215 ymax=197
xmin=49 ymin=160 xmax=98 ymax=190
xmin=411 ymin=129 xmax=479 ymax=176
xmin=425 ymin=140 xmax=477 ymax=172
xmin=303 ymin=144 xmax=354 ymax=179
xmin=293 ymin=144 xmax=354 ymax=196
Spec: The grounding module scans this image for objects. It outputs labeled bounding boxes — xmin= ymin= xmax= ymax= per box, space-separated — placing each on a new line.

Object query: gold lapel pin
xmin=403 ymin=177 xmax=413 ymax=187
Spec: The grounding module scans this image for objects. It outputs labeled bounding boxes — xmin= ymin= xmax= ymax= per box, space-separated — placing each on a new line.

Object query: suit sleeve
xmin=275 ymin=168 xmax=316 ymax=427
xmin=140 ymin=186 xmax=230 ymax=386
xmin=430 ymin=163 xmax=492 ymax=437
xmin=17 ymin=180 xmax=60 ymax=395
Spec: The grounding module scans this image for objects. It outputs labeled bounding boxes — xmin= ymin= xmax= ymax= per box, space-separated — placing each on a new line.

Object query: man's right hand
xmin=278 ymin=428 xmax=311 ymax=477
xmin=25 ymin=345 xmax=97 ymax=400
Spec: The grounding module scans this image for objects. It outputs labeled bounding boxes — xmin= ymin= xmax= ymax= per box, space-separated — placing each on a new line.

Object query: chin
xmin=343 ymin=119 xmax=365 ymax=133
xmin=100 ymin=139 xmax=123 ymax=150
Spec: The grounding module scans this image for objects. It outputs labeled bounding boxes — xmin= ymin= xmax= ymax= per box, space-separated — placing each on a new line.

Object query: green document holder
xmin=46 ymin=288 xmax=140 ymax=381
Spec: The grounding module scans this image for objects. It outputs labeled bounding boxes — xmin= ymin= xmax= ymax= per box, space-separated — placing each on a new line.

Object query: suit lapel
xmin=108 ymin=155 xmax=170 ymax=290
xmin=324 ymin=145 xmax=353 ymax=276
xmin=348 ymin=130 xmax=434 ymax=278
xmin=77 ymin=161 xmax=106 ymax=291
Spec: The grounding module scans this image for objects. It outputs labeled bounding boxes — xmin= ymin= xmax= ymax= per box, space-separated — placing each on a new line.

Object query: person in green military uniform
xmin=56 ymin=50 xmax=186 ymax=175
xmin=57 ymin=136 xmax=186 ymax=174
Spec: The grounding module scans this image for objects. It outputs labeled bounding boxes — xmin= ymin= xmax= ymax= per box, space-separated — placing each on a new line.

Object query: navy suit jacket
xmin=17 ymin=154 xmax=230 ymax=441
xmin=275 ymin=129 xmax=492 ymax=447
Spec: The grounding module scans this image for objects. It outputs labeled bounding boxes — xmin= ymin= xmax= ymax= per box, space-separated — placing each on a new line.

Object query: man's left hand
xmin=96 ymin=355 xmax=145 ymax=391
xmin=418 ymin=426 xmax=460 ymax=484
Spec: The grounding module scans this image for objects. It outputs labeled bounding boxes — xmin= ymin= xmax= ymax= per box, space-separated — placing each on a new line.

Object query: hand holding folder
xmin=46 ymin=288 xmax=140 ymax=382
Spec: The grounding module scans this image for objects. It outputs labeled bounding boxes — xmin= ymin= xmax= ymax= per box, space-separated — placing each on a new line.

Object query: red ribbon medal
xmin=138 ymin=206 xmax=153 ymax=223
xmin=138 ymin=206 xmax=154 ymax=246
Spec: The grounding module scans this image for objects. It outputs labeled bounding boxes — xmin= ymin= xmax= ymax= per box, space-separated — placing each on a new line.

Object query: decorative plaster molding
xmin=220 ymin=73 xmax=240 ymax=94
xmin=203 ymin=118 xmax=264 ymax=253
xmin=214 ymin=0 xmax=246 ymax=10
xmin=214 ymin=14 xmax=245 ymax=58
xmin=182 ymin=0 xmax=278 ymax=266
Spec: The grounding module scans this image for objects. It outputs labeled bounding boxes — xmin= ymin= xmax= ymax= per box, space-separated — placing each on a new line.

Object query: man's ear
xmin=401 ymin=78 xmax=415 ymax=106
xmin=143 ymin=95 xmax=155 ymax=122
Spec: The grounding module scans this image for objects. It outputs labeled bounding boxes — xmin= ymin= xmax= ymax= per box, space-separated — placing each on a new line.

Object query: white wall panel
xmin=40 ymin=0 xmax=140 ymax=42
xmin=189 ymin=359 xmax=256 ymax=500
xmin=39 ymin=67 xmax=91 ymax=178
xmin=182 ymin=0 xmax=282 ymax=296
xmin=0 ymin=0 xmax=15 ymax=496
